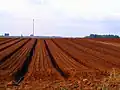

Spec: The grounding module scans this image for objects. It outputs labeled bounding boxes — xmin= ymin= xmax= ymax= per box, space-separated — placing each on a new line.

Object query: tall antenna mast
xmin=33 ymin=19 xmax=34 ymax=36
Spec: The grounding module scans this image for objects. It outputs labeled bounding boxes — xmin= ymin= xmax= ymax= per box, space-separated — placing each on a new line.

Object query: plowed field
xmin=0 ymin=38 xmax=120 ymax=90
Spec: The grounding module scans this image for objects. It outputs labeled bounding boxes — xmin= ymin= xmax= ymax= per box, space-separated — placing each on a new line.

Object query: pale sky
xmin=0 ymin=0 xmax=120 ymax=37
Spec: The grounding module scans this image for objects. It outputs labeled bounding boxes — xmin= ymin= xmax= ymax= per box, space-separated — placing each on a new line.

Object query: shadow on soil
xmin=13 ymin=39 xmax=37 ymax=84
xmin=44 ymin=40 xmax=69 ymax=78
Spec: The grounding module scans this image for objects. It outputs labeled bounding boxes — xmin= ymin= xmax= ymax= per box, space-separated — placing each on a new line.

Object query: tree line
xmin=85 ymin=34 xmax=119 ymax=38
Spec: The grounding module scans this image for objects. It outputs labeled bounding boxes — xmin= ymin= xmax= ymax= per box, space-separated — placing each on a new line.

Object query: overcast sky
xmin=0 ymin=0 xmax=120 ymax=37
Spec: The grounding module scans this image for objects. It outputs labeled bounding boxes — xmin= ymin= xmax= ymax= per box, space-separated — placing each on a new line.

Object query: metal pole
xmin=33 ymin=19 xmax=34 ymax=36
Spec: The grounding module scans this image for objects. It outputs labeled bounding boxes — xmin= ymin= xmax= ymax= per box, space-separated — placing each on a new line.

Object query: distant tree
xmin=4 ymin=33 xmax=9 ymax=36
xmin=0 ymin=35 xmax=3 ymax=37
xmin=85 ymin=34 xmax=119 ymax=38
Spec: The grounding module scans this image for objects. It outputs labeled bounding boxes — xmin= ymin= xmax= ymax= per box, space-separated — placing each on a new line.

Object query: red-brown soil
xmin=0 ymin=38 xmax=120 ymax=90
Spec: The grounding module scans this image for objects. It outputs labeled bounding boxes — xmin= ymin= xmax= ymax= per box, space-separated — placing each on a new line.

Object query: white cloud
xmin=0 ymin=0 xmax=120 ymax=19
xmin=0 ymin=0 xmax=120 ymax=36
xmin=47 ymin=0 xmax=120 ymax=19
